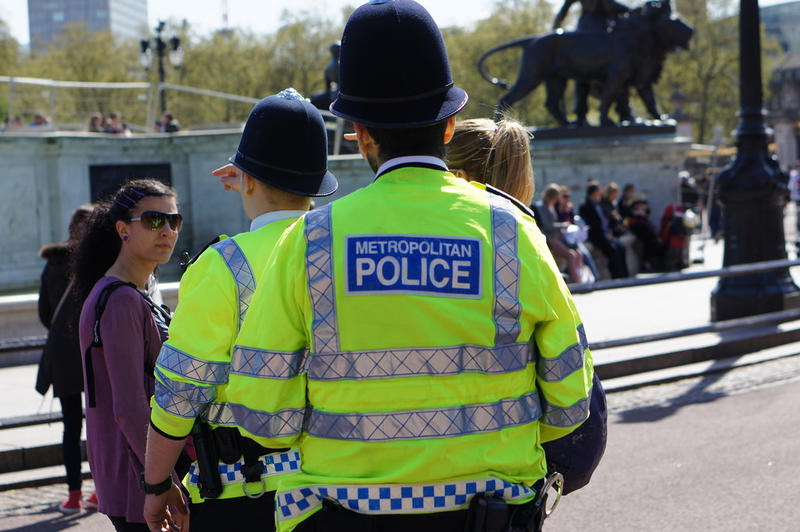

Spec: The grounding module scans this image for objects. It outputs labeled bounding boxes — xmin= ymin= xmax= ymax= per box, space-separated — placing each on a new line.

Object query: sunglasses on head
xmin=127 ymin=210 xmax=183 ymax=232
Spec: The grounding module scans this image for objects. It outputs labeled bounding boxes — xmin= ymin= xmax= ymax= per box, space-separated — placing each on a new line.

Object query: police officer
xmin=229 ymin=2 xmax=594 ymax=531
xmin=141 ymin=89 xmax=338 ymax=532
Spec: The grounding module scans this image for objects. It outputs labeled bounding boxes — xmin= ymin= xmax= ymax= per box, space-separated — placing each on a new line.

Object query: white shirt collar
xmin=249 ymin=210 xmax=307 ymax=232
xmin=375 ymin=155 xmax=448 ymax=178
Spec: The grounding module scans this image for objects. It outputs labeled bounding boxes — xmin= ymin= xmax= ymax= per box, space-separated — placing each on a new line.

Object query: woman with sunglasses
xmin=73 ymin=178 xmax=184 ymax=532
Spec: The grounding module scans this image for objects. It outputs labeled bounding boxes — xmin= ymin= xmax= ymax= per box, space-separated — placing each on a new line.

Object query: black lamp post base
xmin=711 ymin=274 xmax=800 ymax=321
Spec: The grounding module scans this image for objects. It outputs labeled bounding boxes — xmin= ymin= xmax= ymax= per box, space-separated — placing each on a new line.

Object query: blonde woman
xmin=445 ymin=117 xmax=534 ymax=206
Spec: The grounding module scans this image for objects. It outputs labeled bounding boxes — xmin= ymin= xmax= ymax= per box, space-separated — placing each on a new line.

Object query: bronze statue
xmin=552 ymin=0 xmax=630 ymax=32
xmin=310 ymin=42 xmax=341 ymax=111
xmin=478 ymin=1 xmax=692 ymax=127
xmin=553 ymin=0 xmax=631 ymax=124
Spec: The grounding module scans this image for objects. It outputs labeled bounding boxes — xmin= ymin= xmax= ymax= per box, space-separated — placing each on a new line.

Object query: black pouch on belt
xmin=464 ymin=495 xmax=511 ymax=532
xmin=508 ymin=496 xmax=546 ymax=532
xmin=212 ymin=426 xmax=242 ymax=465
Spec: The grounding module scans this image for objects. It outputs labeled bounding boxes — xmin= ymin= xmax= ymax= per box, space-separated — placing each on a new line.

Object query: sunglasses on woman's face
xmin=127 ymin=210 xmax=183 ymax=232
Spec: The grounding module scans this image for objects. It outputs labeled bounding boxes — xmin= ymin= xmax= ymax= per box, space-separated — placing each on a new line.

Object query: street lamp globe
xmin=168 ymin=36 xmax=184 ymax=68
xmin=139 ymin=40 xmax=153 ymax=69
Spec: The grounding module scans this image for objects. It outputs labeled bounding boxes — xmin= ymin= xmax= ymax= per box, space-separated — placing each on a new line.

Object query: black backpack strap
xmin=180 ymin=235 xmax=223 ymax=272
xmin=85 ymin=281 xmax=138 ymax=408
xmin=139 ymin=290 xmax=172 ymax=327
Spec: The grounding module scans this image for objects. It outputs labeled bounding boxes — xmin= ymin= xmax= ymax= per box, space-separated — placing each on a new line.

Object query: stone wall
xmin=0 ymin=129 xmax=690 ymax=292
xmin=0 ymin=130 xmax=373 ymax=291
xmin=531 ymin=132 xmax=693 ymax=228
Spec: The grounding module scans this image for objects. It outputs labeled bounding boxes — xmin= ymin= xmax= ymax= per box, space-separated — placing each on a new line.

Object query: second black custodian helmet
xmin=330 ymin=0 xmax=468 ymax=127
xmin=230 ymin=88 xmax=338 ymax=197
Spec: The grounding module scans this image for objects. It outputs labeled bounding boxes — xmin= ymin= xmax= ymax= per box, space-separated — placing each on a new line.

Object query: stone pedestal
xmin=0 ymin=131 xmax=374 ymax=291
xmin=530 ymin=127 xmax=693 ymax=230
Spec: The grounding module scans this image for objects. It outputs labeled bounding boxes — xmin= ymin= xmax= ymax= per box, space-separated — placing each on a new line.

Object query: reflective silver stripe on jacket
xmin=203 ymin=401 xmax=234 ymax=425
xmin=154 ymin=367 xmax=216 ymax=419
xmin=307 ymin=342 xmax=532 ymax=381
xmin=276 ymin=477 xmax=535 ymax=522
xmin=537 ymin=324 xmax=589 ymax=382
xmin=231 ymin=346 xmax=306 ymax=379
xmin=186 ymin=450 xmax=301 ymax=490
xmin=211 ymin=237 xmax=256 ymax=332
xmin=306 ymin=391 xmax=541 ymax=441
xmin=541 ymin=392 xmax=591 ymax=428
xmin=305 ymin=205 xmax=339 ymax=355
xmin=228 ymin=403 xmax=305 ymax=439
xmin=156 ymin=344 xmax=230 ymax=385
xmin=488 ymin=193 xmax=521 ymax=346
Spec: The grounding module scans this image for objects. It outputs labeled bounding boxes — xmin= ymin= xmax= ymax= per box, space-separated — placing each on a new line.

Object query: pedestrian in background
xmin=161 ymin=112 xmax=181 ymax=133
xmin=580 ymin=182 xmax=629 ymax=278
xmin=73 ymin=179 xmax=184 ymax=532
xmin=88 ymin=113 xmax=104 ymax=133
xmin=36 ymin=203 xmax=97 ymax=514
xmin=104 ymin=111 xmax=131 ymax=136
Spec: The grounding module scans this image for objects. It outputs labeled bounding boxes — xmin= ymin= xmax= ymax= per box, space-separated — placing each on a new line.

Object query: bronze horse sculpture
xmin=478 ymin=1 xmax=693 ymax=127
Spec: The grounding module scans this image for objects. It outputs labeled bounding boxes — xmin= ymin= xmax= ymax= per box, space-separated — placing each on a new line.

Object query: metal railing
xmin=1 ymin=76 xmax=349 ymax=154
xmin=1 ymin=75 xmax=152 ymax=128
xmin=155 ymin=82 xmax=347 ymax=154
xmin=0 ymin=335 xmax=46 ymax=354
xmin=567 ymin=258 xmax=800 ymax=294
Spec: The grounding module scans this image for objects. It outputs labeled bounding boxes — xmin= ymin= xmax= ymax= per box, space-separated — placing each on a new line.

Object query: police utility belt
xmin=305 ymin=472 xmax=563 ymax=532
xmin=464 ymin=473 xmax=562 ymax=532
xmin=190 ymin=422 xmax=298 ymax=499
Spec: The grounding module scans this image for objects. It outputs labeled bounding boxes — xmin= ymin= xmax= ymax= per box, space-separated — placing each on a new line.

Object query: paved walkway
xmin=547 ymin=354 xmax=800 ymax=532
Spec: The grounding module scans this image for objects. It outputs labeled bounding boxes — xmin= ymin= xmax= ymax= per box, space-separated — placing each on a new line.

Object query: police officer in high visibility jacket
xmin=229 ymin=2 xmax=594 ymax=531
xmin=141 ymin=89 xmax=338 ymax=532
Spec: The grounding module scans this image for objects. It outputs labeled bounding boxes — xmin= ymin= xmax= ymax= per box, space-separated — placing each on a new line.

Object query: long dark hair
xmin=71 ymin=178 xmax=177 ymax=302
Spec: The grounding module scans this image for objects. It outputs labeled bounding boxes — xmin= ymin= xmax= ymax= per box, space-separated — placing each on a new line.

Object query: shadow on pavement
xmin=4 ymin=514 xmax=90 ymax=531
xmin=615 ymin=368 xmax=730 ymax=423
xmin=1 ymin=508 xmax=107 ymax=531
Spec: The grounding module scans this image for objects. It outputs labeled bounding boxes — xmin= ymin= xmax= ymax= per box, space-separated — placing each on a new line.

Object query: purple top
xmin=79 ymin=276 xmax=165 ymax=523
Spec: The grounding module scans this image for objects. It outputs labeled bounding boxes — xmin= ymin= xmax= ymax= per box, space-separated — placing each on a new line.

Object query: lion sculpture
xmin=478 ymin=1 xmax=693 ymax=127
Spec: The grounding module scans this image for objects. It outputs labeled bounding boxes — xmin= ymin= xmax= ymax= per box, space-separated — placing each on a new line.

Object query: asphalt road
xmin=2 ymin=355 xmax=799 ymax=531
xmin=547 ymin=354 xmax=800 ymax=532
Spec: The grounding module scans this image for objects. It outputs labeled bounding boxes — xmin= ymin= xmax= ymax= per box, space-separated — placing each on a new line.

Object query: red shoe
xmin=58 ymin=490 xmax=82 ymax=514
xmin=83 ymin=491 xmax=98 ymax=510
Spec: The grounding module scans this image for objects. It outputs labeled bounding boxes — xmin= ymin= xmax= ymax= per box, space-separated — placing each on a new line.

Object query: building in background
xmin=763 ymin=1 xmax=800 ymax=169
xmin=27 ymin=0 xmax=147 ymax=50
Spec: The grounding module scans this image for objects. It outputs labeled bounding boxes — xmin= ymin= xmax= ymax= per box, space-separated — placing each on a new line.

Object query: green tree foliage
xmin=165 ymin=10 xmax=341 ymax=128
xmin=0 ymin=1 xmax=779 ymax=136
xmin=0 ymin=19 xmax=20 ymax=119
xmin=0 ymin=19 xmax=19 ymax=76
xmin=655 ymin=0 xmax=740 ymax=144
xmin=4 ymin=23 xmax=143 ymax=127
xmin=657 ymin=0 xmax=778 ymax=144
xmin=444 ymin=0 xmax=557 ymax=127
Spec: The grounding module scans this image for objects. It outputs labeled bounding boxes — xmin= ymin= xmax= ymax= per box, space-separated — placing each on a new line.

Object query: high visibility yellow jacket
xmin=228 ymin=162 xmax=593 ymax=531
xmin=150 ymin=213 xmax=304 ymax=503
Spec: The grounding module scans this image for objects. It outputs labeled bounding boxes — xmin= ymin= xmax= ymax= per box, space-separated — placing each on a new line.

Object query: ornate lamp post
xmin=140 ymin=21 xmax=184 ymax=114
xmin=710 ymin=0 xmax=800 ymax=321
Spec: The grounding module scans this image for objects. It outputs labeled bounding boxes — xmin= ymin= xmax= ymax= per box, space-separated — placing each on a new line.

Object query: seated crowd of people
xmin=2 ymin=110 xmax=181 ymax=135
xmin=532 ymin=180 xmax=695 ymax=283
